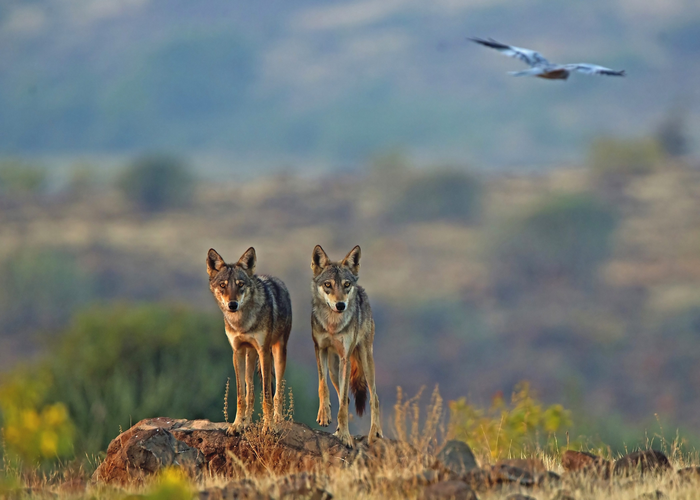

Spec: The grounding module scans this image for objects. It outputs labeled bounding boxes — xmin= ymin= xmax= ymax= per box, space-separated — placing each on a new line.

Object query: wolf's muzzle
xmin=335 ymin=302 xmax=346 ymax=312
xmin=228 ymin=301 xmax=239 ymax=312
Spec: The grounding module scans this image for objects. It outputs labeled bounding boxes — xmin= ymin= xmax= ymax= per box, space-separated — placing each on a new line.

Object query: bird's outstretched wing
xmin=468 ymin=37 xmax=550 ymax=67
xmin=564 ymin=63 xmax=625 ymax=76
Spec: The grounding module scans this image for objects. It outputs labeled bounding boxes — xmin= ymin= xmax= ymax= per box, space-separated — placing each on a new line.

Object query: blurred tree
xmin=388 ymin=169 xmax=482 ymax=224
xmin=656 ymin=109 xmax=689 ymax=158
xmin=117 ymin=155 xmax=195 ymax=212
xmin=0 ymin=160 xmax=47 ymax=195
xmin=588 ymin=137 xmax=662 ymax=177
xmin=0 ymin=250 xmax=93 ymax=336
xmin=492 ymin=194 xmax=617 ymax=297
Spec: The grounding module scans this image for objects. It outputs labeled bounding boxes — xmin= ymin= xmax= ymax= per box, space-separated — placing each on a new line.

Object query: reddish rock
xmin=561 ymin=450 xmax=612 ymax=477
xmin=92 ymin=418 xmax=413 ymax=486
xmin=613 ymin=450 xmax=671 ymax=477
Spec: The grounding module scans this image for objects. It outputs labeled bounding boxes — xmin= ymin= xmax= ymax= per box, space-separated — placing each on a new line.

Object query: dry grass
xmin=4 ymin=388 xmax=700 ymax=499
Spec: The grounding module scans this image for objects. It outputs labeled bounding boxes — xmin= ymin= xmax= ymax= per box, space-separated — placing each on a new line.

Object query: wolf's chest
xmin=225 ymin=328 xmax=267 ymax=351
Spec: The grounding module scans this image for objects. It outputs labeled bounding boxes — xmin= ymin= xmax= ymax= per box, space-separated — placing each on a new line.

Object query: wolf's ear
xmin=341 ymin=245 xmax=361 ymax=276
xmin=311 ymin=245 xmax=330 ymax=276
xmin=236 ymin=247 xmax=256 ymax=276
xmin=207 ymin=248 xmax=226 ymax=278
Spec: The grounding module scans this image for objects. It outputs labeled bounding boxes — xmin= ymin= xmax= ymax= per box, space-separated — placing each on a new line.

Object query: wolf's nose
xmin=228 ymin=301 xmax=239 ymax=312
xmin=336 ymin=302 xmax=346 ymax=311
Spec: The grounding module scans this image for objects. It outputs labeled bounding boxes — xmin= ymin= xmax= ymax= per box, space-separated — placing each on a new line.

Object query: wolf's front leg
xmin=244 ymin=348 xmax=256 ymax=424
xmin=315 ymin=345 xmax=332 ymax=427
xmin=259 ymin=349 xmax=275 ymax=432
xmin=334 ymin=356 xmax=354 ymax=448
xmin=227 ymin=349 xmax=248 ymax=435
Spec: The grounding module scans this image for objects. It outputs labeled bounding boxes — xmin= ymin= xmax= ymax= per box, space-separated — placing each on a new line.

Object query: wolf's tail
xmin=350 ymin=355 xmax=368 ymax=416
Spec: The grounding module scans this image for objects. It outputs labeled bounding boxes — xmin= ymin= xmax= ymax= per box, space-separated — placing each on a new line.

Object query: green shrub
xmin=388 ymin=169 xmax=481 ymax=223
xmin=492 ymin=194 xmax=617 ymax=293
xmin=0 ymin=303 xmax=317 ymax=455
xmin=449 ymin=382 xmax=571 ymax=459
xmin=41 ymin=304 xmax=231 ymax=454
xmin=117 ymin=155 xmax=195 ymax=211
xmin=588 ymin=137 xmax=662 ymax=176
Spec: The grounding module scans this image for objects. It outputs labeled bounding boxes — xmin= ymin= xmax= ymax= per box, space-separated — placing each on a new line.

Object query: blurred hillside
xmin=2 ymin=150 xmax=700 ymax=448
xmin=1 ymin=0 xmax=699 ymax=167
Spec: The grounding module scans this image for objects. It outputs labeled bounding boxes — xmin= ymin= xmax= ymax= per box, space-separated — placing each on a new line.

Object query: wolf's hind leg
xmin=272 ymin=340 xmax=287 ymax=423
xmin=228 ymin=348 xmax=248 ymax=435
xmin=359 ymin=345 xmax=383 ymax=443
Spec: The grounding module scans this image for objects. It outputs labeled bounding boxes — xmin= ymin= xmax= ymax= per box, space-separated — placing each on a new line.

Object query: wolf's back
xmin=259 ymin=275 xmax=293 ymax=329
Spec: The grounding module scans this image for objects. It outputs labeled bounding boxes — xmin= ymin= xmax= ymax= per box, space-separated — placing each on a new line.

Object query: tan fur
xmin=207 ymin=247 xmax=292 ymax=434
xmin=310 ymin=244 xmax=383 ymax=448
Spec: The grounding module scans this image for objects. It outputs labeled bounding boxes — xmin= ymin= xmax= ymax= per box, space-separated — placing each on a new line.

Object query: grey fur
xmin=207 ymin=247 xmax=292 ymax=434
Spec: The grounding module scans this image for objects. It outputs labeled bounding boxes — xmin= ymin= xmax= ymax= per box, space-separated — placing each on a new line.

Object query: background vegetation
xmin=2 ymin=138 xmax=700 ymax=466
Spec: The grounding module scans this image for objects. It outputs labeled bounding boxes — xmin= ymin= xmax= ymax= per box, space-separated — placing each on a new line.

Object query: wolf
xmin=207 ymin=247 xmax=292 ymax=434
xmin=310 ymin=244 xmax=383 ymax=448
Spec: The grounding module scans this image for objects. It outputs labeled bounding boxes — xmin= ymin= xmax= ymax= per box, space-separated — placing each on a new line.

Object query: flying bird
xmin=468 ymin=37 xmax=625 ymax=80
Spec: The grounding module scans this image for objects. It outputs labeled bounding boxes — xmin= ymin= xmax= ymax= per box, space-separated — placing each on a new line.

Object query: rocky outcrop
xmin=92 ymin=417 xmax=416 ymax=485
xmin=91 ymin=420 xmax=685 ymax=500
xmin=562 ymin=449 xmax=671 ymax=478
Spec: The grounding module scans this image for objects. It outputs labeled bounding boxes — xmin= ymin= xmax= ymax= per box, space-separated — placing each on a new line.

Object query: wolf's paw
xmin=334 ymin=428 xmax=354 ymax=449
xmin=226 ymin=421 xmax=246 ymax=436
xmin=316 ymin=405 xmax=332 ymax=427
xmin=368 ymin=425 xmax=384 ymax=445
xmin=262 ymin=419 xmax=280 ymax=434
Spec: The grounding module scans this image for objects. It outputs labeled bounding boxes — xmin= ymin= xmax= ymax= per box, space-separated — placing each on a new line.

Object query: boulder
xmin=613 ymin=451 xmax=671 ymax=477
xmin=561 ymin=450 xmax=612 ymax=477
xmin=92 ymin=418 xmax=413 ymax=486
xmin=535 ymin=471 xmax=561 ymax=487
xmin=495 ymin=459 xmax=546 ymax=475
xmin=435 ymin=441 xmax=479 ymax=475
xmin=677 ymin=466 xmax=700 ymax=480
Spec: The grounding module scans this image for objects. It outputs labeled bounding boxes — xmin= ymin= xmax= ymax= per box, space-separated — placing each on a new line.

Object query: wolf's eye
xmin=324 ymin=282 xmax=332 ymax=289
xmin=236 ymin=281 xmax=245 ymax=288
xmin=343 ymin=282 xmax=351 ymax=288
xmin=219 ymin=282 xmax=227 ymax=288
